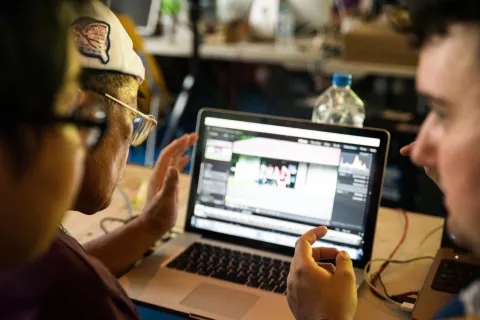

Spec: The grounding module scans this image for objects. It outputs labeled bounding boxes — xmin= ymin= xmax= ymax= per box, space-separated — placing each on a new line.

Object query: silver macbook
xmin=120 ymin=109 xmax=390 ymax=320
xmin=413 ymin=222 xmax=480 ymax=319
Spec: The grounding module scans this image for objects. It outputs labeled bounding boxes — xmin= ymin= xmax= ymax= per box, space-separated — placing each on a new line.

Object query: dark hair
xmin=409 ymin=0 xmax=480 ymax=47
xmin=0 ymin=1 xmax=85 ymax=174
xmin=81 ymin=69 xmax=138 ymax=102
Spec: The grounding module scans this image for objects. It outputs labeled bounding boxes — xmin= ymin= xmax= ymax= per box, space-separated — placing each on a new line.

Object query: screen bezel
xmin=110 ymin=0 xmax=160 ymax=36
xmin=185 ymin=108 xmax=390 ymax=269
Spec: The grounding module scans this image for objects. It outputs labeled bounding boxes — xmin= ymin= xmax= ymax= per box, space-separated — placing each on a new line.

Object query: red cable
xmin=370 ymin=208 xmax=409 ymax=286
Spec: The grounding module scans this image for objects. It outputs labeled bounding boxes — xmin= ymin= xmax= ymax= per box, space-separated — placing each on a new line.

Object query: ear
xmin=83 ymin=90 xmax=100 ymax=107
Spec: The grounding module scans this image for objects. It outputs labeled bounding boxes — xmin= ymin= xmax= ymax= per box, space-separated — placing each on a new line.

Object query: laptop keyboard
xmin=431 ymin=259 xmax=480 ymax=294
xmin=166 ymin=242 xmax=290 ymax=294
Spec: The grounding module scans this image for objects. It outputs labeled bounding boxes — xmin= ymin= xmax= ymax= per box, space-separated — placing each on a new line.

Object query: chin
xmin=98 ymin=196 xmax=113 ymax=212
xmin=74 ymin=195 xmax=113 ymax=215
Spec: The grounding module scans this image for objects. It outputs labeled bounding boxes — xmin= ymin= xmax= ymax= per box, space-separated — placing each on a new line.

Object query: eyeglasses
xmin=12 ymin=90 xmax=108 ymax=149
xmin=3 ymin=89 xmax=108 ymax=149
xmin=49 ymin=102 xmax=108 ymax=149
xmin=68 ymin=103 xmax=108 ymax=148
xmin=90 ymin=90 xmax=157 ymax=147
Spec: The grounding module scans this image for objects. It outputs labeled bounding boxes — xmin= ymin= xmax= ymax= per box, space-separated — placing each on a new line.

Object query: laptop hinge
xmin=189 ymin=313 xmax=215 ymax=320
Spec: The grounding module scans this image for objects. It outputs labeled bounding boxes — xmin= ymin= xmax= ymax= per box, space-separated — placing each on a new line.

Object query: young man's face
xmin=0 ymin=37 xmax=86 ymax=268
xmin=411 ymin=25 xmax=480 ymax=253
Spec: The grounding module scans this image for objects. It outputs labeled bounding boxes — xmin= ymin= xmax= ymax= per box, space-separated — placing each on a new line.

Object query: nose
xmin=410 ymin=112 xmax=439 ymax=169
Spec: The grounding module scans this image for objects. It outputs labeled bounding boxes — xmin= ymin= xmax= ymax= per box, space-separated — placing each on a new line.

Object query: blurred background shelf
xmin=144 ymin=35 xmax=417 ymax=77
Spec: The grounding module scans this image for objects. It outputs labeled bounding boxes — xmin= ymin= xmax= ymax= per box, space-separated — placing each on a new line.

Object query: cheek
xmin=109 ymin=113 xmax=132 ymax=151
xmin=111 ymin=118 xmax=132 ymax=179
xmin=439 ymin=125 xmax=480 ymax=231
xmin=119 ymin=121 xmax=131 ymax=165
xmin=44 ymin=127 xmax=85 ymax=202
xmin=122 ymin=115 xmax=133 ymax=144
xmin=21 ymin=129 xmax=84 ymax=253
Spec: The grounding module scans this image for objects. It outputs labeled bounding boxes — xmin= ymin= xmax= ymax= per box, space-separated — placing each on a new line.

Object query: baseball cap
xmin=71 ymin=0 xmax=145 ymax=82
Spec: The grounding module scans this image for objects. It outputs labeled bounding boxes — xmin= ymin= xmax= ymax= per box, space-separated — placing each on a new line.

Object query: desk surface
xmin=64 ymin=164 xmax=443 ymax=319
xmin=143 ymin=35 xmax=417 ymax=78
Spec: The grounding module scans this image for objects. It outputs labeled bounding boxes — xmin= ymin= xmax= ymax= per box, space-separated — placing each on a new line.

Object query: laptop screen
xmin=187 ymin=111 xmax=388 ymax=263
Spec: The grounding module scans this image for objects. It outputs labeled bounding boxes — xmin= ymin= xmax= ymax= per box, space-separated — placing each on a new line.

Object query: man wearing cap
xmin=69 ymin=0 xmax=198 ymax=279
xmin=0 ymin=1 xmax=193 ymax=318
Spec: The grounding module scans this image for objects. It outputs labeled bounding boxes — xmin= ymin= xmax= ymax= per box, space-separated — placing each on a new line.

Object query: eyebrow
xmin=419 ymin=92 xmax=451 ymax=108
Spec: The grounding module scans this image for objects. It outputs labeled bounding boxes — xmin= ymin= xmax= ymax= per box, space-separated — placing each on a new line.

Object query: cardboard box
xmin=343 ymin=22 xmax=418 ymax=66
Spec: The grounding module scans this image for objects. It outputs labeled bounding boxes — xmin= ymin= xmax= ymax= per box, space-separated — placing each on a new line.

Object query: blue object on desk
xmin=136 ymin=303 xmax=186 ymax=319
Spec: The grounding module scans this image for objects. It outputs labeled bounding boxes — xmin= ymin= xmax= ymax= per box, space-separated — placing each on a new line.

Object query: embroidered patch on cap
xmin=72 ymin=17 xmax=111 ymax=64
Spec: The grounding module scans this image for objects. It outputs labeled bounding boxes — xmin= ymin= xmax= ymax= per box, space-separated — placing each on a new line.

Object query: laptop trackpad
xmin=180 ymin=283 xmax=259 ymax=319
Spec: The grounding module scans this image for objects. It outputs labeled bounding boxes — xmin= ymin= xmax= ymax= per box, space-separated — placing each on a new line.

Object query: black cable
xmin=372 ymin=257 xmax=434 ymax=305
xmin=377 ymin=273 xmax=417 ymax=304
xmin=366 ymin=256 xmax=433 ymax=305
xmin=366 ymin=256 xmax=434 ymax=273
xmin=117 ymin=185 xmax=133 ymax=218
xmin=377 ymin=273 xmax=390 ymax=298
xmin=100 ymin=217 xmax=127 ymax=234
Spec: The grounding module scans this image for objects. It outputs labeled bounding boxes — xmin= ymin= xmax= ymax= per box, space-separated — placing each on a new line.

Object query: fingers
xmin=176 ymin=155 xmax=190 ymax=170
xmin=299 ymin=226 xmax=328 ymax=245
xmin=188 ymin=133 xmax=199 ymax=145
xmin=171 ymin=136 xmax=190 ymax=158
xmin=399 ymin=142 xmax=414 ymax=156
xmin=317 ymin=262 xmax=336 ymax=274
xmin=160 ymin=134 xmax=190 ymax=160
xmin=334 ymin=251 xmax=355 ymax=282
xmin=177 ymin=133 xmax=197 ymax=151
xmin=159 ymin=137 xmax=184 ymax=159
xmin=178 ymin=133 xmax=197 ymax=160
xmin=149 ymin=133 xmax=196 ymax=198
xmin=162 ymin=133 xmax=198 ymax=164
xmin=312 ymin=247 xmax=340 ymax=261
xmin=293 ymin=226 xmax=328 ymax=267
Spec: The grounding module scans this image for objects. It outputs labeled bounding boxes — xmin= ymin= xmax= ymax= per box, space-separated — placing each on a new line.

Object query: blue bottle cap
xmin=332 ymin=73 xmax=352 ymax=87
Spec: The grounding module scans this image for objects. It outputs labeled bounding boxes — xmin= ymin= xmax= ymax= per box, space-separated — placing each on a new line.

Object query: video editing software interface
xmin=191 ymin=117 xmax=382 ymax=260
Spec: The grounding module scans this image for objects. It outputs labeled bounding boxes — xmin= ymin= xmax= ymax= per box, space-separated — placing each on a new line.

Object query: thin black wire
xmin=378 ymin=256 xmax=434 ymax=264
xmin=370 ymin=256 xmax=434 ymax=302
xmin=100 ymin=217 xmax=126 ymax=234
xmin=368 ymin=256 xmax=435 ymax=273
xmin=418 ymin=225 xmax=443 ymax=248
xmin=378 ymin=273 xmax=390 ymax=299
xmin=117 ymin=186 xmax=133 ymax=217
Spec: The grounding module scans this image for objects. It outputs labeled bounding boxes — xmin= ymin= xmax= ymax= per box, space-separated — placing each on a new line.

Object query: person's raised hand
xmin=287 ymin=226 xmax=357 ymax=320
xmin=139 ymin=167 xmax=179 ymax=237
xmin=147 ymin=133 xmax=198 ymax=203
xmin=139 ymin=133 xmax=197 ymax=238
xmin=400 ymin=141 xmax=441 ymax=188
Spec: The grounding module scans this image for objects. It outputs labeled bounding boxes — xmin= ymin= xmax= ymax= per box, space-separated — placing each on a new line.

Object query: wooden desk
xmin=64 ymin=164 xmax=443 ymax=319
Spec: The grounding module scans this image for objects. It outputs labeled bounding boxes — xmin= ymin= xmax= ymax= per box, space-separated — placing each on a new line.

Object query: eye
xmin=434 ymin=109 xmax=448 ymax=122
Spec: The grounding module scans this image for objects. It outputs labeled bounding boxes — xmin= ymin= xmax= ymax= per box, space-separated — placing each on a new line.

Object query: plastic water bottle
xmin=312 ymin=73 xmax=365 ymax=127
xmin=276 ymin=4 xmax=295 ymax=48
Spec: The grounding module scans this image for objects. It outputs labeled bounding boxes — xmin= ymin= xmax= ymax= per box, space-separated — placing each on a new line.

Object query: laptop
xmin=413 ymin=221 xmax=480 ymax=319
xmin=120 ymin=109 xmax=390 ymax=320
